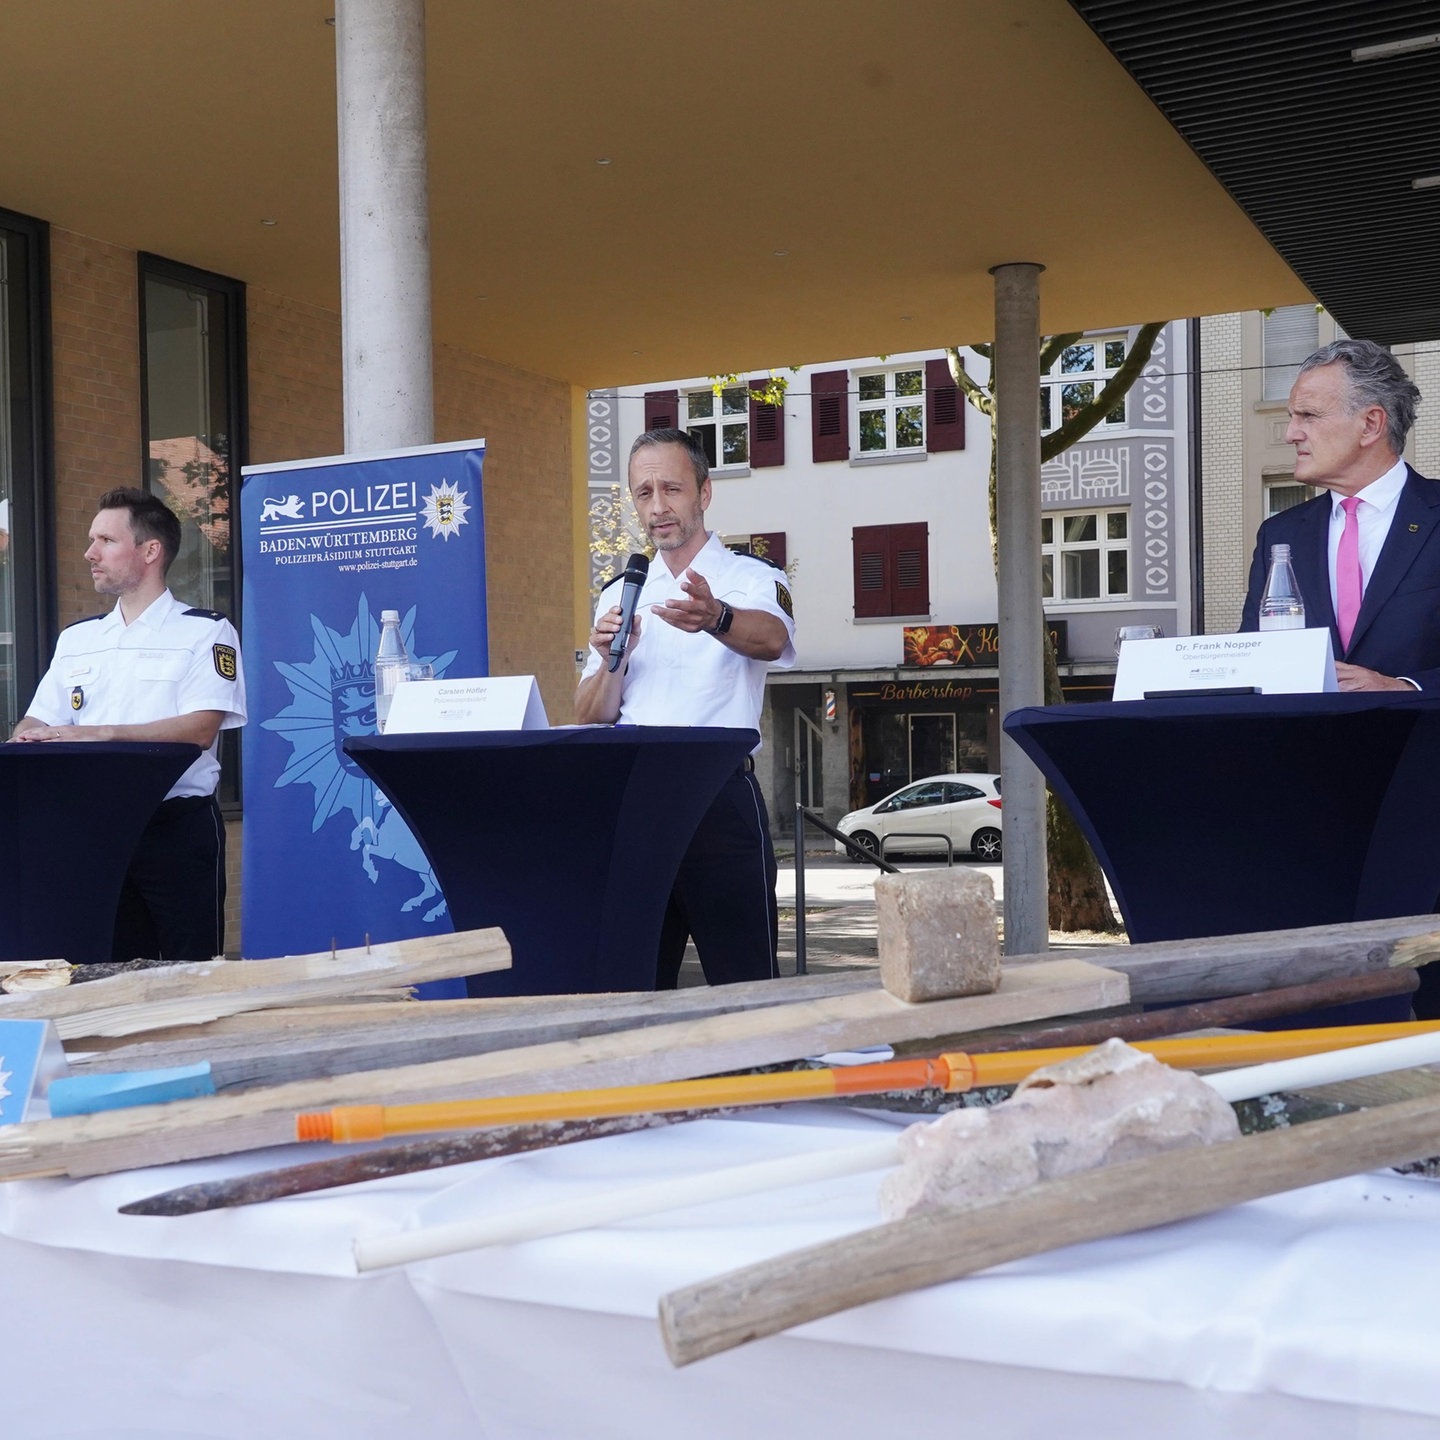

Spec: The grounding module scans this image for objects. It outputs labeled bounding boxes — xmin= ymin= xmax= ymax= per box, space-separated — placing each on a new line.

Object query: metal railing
xmin=880 ymin=832 xmax=955 ymax=864
xmin=791 ymin=804 xmax=901 ymax=975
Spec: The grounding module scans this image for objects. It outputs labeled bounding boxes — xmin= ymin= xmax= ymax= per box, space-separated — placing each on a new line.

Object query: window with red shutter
xmin=752 ymin=531 xmax=787 ymax=569
xmin=644 ymin=389 xmax=678 ymax=432
xmin=925 ymin=357 xmax=964 ymax=452
xmin=748 ymin=381 xmax=785 ymax=468
xmin=853 ymin=522 xmax=929 ymax=618
xmin=811 ymin=370 xmax=849 ymax=463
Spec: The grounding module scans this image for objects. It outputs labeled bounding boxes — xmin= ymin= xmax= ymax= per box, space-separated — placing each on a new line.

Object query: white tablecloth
xmin=2 ymin=1104 xmax=1438 ymax=1439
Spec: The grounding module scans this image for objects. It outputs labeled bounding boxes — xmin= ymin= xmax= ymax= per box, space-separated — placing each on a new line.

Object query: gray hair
xmin=628 ymin=427 xmax=709 ymax=488
xmin=1298 ymin=338 xmax=1421 ymax=454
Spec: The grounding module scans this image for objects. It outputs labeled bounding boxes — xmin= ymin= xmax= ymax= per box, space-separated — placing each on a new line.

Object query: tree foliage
xmin=587 ymin=484 xmax=650 ymax=598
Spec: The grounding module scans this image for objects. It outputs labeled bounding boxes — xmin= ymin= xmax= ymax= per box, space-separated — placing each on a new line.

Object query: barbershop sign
xmin=903 ymin=621 xmax=1068 ymax=668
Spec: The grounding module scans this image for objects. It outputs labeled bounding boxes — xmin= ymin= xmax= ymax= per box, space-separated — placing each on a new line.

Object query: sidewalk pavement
xmin=677 ymin=853 xmax=1124 ymax=987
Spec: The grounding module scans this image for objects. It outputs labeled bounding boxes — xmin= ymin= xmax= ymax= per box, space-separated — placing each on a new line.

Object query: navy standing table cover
xmin=0 ymin=741 xmax=201 ymax=966
xmin=1004 ymin=692 xmax=1440 ymax=1023
xmin=343 ymin=726 xmax=758 ymax=996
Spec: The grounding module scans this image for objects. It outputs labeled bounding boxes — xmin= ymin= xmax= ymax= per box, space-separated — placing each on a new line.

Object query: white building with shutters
xmin=587 ymin=325 xmax=1198 ymax=835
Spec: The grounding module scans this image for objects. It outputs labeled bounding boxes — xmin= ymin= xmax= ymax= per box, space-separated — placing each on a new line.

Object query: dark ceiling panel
xmin=1069 ymin=1 xmax=1440 ymax=344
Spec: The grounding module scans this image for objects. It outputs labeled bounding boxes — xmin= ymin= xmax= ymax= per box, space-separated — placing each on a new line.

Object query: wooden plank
xmin=0 ymin=930 xmax=511 ymax=1039
xmin=64 ymin=910 xmax=1440 ymax=1089
xmin=1058 ymin=915 xmax=1440 ymax=1004
xmin=0 ymin=957 xmax=1126 ymax=1181
xmin=659 ymin=1084 xmax=1440 ymax=1366
xmin=68 ymin=972 xmax=882 ymax=1086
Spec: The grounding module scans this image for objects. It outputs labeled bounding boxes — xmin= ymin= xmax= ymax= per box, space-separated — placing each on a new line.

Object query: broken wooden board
xmin=0 ymin=929 xmax=511 ymax=1040
xmin=0 ymin=957 xmax=1126 ymax=1181
xmin=659 ymin=1082 xmax=1440 ymax=1366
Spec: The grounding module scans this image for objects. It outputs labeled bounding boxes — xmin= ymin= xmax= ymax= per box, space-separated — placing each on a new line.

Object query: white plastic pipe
xmin=354 ymin=1135 xmax=902 ymax=1272
xmin=1203 ymin=1029 xmax=1440 ymax=1103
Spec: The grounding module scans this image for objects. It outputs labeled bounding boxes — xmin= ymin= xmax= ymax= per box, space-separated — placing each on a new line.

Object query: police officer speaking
xmin=10 ymin=487 xmax=247 ymax=963
xmin=577 ymin=428 xmax=796 ymax=987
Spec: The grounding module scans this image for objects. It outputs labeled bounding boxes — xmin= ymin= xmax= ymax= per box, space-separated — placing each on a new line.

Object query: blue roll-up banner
xmin=240 ymin=441 xmax=486 ymax=994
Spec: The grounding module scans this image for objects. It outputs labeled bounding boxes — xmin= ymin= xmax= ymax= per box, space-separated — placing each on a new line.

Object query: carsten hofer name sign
xmin=1113 ymin=629 xmax=1337 ymax=701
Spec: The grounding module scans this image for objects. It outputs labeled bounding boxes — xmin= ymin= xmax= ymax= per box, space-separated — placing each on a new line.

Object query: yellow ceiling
xmin=0 ymin=0 xmax=1310 ymax=387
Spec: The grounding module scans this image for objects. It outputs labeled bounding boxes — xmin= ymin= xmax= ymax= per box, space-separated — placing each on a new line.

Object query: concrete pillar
xmin=991 ymin=262 xmax=1048 ymax=956
xmin=335 ymin=0 xmax=434 ymax=453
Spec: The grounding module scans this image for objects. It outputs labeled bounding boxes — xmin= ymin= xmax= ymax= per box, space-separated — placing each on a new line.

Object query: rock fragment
xmin=879 ymin=1037 xmax=1240 ymax=1219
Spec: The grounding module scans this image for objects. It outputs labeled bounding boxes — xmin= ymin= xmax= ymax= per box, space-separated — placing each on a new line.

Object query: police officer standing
xmin=11 ymin=487 xmax=246 ymax=963
xmin=577 ymin=428 xmax=796 ymax=986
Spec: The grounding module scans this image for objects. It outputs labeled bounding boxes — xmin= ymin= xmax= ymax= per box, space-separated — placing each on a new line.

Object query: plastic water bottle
xmin=373 ymin=610 xmax=409 ymax=733
xmin=1258 ymin=544 xmax=1305 ymax=630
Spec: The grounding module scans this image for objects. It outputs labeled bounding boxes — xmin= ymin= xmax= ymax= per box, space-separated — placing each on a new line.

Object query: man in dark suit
xmin=1241 ymin=338 xmax=1433 ymax=689
xmin=1241 ymin=338 xmax=1439 ymax=1018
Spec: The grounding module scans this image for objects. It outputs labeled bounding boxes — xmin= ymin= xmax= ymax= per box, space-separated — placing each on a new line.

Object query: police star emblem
xmin=421 ymin=479 xmax=471 ymax=541
xmin=213 ymin=643 xmax=238 ymax=680
xmin=70 ymin=686 xmax=84 ymax=711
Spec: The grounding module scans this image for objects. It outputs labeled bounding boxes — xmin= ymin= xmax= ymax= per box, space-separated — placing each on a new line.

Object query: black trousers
xmin=111 ymin=794 xmax=226 ymax=964
xmin=656 ymin=767 xmax=779 ymax=988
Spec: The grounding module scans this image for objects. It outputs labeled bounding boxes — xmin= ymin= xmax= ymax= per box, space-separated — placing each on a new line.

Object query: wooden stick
xmin=68 ymin=922 xmax=1437 ymax=1089
xmin=659 ymin=1085 xmax=1440 ymax=1366
xmin=959 ymin=967 xmax=1419 ymax=1054
xmin=119 ymin=1109 xmax=727 ymax=1216
xmin=0 ymin=929 xmax=511 ymax=1040
xmin=0 ymin=958 xmax=1125 ymax=1181
xmin=1077 ymin=917 xmax=1440 ymax=1004
xmin=69 ymin=972 xmax=876 ymax=1085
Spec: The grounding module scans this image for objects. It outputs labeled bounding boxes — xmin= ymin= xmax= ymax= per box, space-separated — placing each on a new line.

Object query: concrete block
xmin=874 ymin=866 xmax=1000 ymax=1003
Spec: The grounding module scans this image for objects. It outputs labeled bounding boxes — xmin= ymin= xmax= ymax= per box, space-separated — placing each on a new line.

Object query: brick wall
xmin=49 ymin=229 xmax=142 ymax=625
xmin=433 ymin=342 xmax=575 ymax=721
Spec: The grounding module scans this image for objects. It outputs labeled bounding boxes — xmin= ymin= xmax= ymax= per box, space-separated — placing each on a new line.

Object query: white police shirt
xmin=25 ymin=589 xmax=247 ymax=799
xmin=583 ymin=532 xmax=796 ymax=734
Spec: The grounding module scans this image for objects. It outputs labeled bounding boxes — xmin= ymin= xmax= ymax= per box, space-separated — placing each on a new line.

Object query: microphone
xmin=607 ymin=552 xmax=650 ymax=672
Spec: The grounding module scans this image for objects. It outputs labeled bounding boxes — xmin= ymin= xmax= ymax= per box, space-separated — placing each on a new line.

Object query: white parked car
xmin=834 ymin=773 xmax=1003 ymax=863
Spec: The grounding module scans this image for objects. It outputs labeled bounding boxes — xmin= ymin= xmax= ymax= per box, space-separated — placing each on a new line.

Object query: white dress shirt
xmin=25 ymin=589 xmax=247 ymax=797
xmin=582 ymin=532 xmax=796 ymax=736
xmin=1326 ymin=457 xmax=1409 ymax=609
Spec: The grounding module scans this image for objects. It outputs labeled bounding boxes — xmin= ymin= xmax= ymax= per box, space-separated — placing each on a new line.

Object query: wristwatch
xmin=709 ymin=601 xmax=735 ymax=636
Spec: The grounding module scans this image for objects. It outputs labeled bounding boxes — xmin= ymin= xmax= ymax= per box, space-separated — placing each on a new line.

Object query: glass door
xmin=0 ymin=213 xmax=47 ymax=739
xmin=908 ymin=712 xmax=955 ymax=781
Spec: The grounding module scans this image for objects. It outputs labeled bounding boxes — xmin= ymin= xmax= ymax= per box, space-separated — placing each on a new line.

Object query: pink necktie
xmin=1337 ymin=496 xmax=1363 ymax=651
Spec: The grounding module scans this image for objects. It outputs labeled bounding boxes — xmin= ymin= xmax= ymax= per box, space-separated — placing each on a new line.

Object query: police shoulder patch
xmin=213 ymin=643 xmax=238 ymax=681
xmin=185 ymin=607 xmax=227 ymax=622
xmin=775 ymin=581 xmax=794 ymax=619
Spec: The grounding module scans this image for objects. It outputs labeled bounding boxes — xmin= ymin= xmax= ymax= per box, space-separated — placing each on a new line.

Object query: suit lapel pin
xmin=1410 ymin=523 xmax=1420 ymax=532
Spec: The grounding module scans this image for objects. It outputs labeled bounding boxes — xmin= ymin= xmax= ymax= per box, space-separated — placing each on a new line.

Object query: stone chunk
xmin=878 ymin=1037 xmax=1241 ymax=1220
xmin=874 ymin=866 xmax=1000 ymax=1003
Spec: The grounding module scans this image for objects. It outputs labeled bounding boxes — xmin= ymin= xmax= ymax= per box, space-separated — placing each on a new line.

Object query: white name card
xmin=385 ymin=675 xmax=550 ymax=733
xmin=1113 ymin=628 xmax=1337 ymax=701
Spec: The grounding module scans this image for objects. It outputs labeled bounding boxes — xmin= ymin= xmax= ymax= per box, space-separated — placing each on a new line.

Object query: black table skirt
xmin=344 ymin=726 xmax=758 ymax=996
xmin=0 ymin=741 xmax=201 ymax=966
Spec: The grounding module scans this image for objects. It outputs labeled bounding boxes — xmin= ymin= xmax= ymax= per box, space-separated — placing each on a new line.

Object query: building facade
xmin=594 ymin=321 xmax=1198 ymax=836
